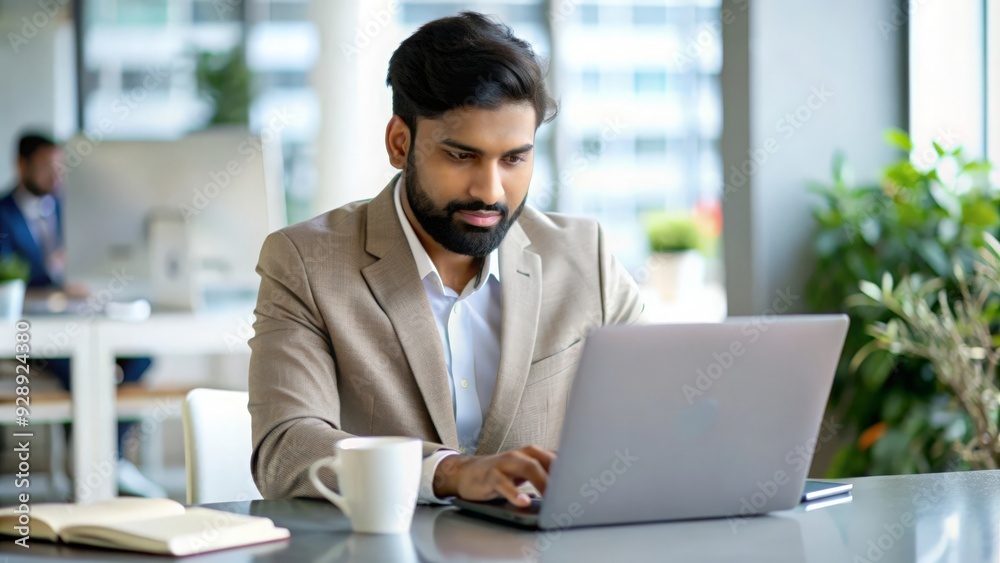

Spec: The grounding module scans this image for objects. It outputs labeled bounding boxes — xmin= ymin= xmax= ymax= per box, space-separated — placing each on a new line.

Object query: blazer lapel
xmin=360 ymin=175 xmax=460 ymax=449
xmin=476 ymin=221 xmax=542 ymax=455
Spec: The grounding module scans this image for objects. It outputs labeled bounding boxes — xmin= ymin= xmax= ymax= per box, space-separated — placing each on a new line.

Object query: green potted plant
xmin=807 ymin=129 xmax=998 ymax=476
xmin=195 ymin=46 xmax=252 ymax=126
xmin=0 ymin=254 xmax=30 ymax=322
xmin=642 ymin=211 xmax=706 ymax=301
xmin=850 ymin=234 xmax=1000 ymax=470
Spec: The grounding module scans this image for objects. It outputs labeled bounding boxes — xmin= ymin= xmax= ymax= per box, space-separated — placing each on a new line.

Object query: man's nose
xmin=469 ymin=161 xmax=504 ymax=206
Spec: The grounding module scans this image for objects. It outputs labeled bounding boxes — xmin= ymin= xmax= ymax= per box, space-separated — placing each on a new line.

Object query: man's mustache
xmin=446 ymin=200 xmax=509 ymax=218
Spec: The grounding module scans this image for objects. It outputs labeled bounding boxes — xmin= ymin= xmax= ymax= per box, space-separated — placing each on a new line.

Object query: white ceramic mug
xmin=309 ymin=436 xmax=422 ymax=534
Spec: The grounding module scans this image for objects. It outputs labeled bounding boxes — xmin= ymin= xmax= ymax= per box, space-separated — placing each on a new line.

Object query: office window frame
xmin=987 ymin=0 xmax=999 ymax=173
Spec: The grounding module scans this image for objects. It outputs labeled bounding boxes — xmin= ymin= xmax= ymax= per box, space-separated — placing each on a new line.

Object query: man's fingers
xmin=503 ymin=455 xmax=549 ymax=496
xmin=490 ymin=469 xmax=531 ymax=507
xmin=521 ymin=445 xmax=557 ymax=472
xmin=456 ymin=450 xmax=556 ymax=505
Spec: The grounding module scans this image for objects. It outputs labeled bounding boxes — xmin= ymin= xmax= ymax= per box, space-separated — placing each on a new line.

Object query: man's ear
xmin=384 ymin=115 xmax=411 ymax=170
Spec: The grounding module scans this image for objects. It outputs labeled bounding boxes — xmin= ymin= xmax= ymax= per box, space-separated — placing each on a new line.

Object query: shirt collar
xmin=12 ymin=184 xmax=56 ymax=221
xmin=392 ymin=174 xmax=500 ymax=294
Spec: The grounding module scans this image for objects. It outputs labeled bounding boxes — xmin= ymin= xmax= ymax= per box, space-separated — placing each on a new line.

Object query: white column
xmin=353 ymin=0 xmax=406 ymax=201
xmin=310 ymin=0 xmax=362 ymax=214
xmin=311 ymin=0 xmax=407 ymax=213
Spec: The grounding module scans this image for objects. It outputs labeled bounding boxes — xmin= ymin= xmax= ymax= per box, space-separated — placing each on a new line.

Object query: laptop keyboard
xmin=479 ymin=497 xmax=543 ymax=515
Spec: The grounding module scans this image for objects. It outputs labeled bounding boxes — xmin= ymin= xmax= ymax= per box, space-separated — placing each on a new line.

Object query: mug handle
xmin=309 ymin=454 xmax=351 ymax=517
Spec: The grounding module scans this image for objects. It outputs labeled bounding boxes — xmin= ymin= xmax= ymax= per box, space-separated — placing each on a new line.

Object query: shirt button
xmin=461 ymin=378 xmax=469 ymax=389
xmin=454 ymin=303 xmax=462 ymax=314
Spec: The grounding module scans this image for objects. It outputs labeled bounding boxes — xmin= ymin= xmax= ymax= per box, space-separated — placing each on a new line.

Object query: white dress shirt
xmin=391 ymin=175 xmax=503 ymax=504
xmin=12 ymin=184 xmax=63 ymax=283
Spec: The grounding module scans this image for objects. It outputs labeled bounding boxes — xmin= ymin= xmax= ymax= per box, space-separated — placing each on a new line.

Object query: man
xmin=0 ymin=134 xmax=65 ymax=286
xmin=249 ymin=12 xmax=642 ymax=507
xmin=0 ymin=132 xmax=163 ymax=498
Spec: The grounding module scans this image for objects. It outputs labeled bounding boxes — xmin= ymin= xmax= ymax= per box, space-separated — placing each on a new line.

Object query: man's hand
xmin=433 ymin=445 xmax=556 ymax=507
xmin=63 ymin=281 xmax=91 ymax=299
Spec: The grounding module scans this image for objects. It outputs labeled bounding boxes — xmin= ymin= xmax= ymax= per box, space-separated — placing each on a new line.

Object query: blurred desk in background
xmin=0 ymin=305 xmax=254 ymax=501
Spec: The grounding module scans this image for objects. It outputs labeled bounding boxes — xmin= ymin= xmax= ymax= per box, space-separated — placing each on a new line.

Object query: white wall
xmin=0 ymin=0 xmax=76 ymax=189
xmin=722 ymin=0 xmax=907 ymax=315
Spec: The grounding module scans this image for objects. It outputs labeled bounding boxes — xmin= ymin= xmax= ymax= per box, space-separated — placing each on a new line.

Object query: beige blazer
xmin=248 ymin=173 xmax=643 ymax=499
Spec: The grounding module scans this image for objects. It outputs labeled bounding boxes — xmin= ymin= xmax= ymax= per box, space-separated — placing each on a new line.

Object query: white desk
xmin=217 ymin=469 xmax=1000 ymax=562
xmin=5 ymin=470 xmax=998 ymax=561
xmin=0 ymin=306 xmax=253 ymax=501
xmin=0 ymin=316 xmax=95 ymax=501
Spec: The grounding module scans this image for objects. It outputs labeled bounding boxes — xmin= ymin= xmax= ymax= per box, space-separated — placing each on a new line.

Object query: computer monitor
xmin=63 ymin=127 xmax=286 ymax=308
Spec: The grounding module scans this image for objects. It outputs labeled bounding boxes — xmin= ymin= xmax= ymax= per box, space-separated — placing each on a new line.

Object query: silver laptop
xmin=454 ymin=315 xmax=849 ymax=529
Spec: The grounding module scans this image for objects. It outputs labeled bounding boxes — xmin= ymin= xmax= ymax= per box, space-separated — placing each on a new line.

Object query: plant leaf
xmin=917 ymin=241 xmax=951 ymax=278
xmin=961 ymin=160 xmax=992 ymax=174
xmin=845 ymin=293 xmax=880 ymax=309
xmin=962 ymin=201 xmax=1000 ymax=227
xmin=850 ymin=339 xmax=882 ymax=372
xmin=861 ymin=350 xmax=896 ymax=390
xmin=929 ymin=182 xmax=961 ymax=218
xmin=884 ymin=128 xmax=913 ymax=152
xmin=859 ymin=280 xmax=883 ymax=301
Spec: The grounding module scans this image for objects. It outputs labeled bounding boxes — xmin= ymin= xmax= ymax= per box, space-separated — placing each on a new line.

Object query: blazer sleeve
xmin=248 ymin=231 xmax=448 ymax=499
xmin=597 ymin=224 xmax=645 ymax=326
xmin=248 ymin=230 xmax=350 ymax=499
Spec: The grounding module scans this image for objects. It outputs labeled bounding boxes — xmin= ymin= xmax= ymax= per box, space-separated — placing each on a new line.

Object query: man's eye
xmin=449 ymin=152 xmax=473 ymax=161
xmin=506 ymin=155 xmax=526 ymax=164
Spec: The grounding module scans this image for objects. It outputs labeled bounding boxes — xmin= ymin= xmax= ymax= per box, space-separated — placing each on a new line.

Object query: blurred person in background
xmin=0 ymin=131 xmax=163 ymax=498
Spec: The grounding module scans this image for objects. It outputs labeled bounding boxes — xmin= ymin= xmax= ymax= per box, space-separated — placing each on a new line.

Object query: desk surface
xmin=3 ymin=470 xmax=999 ymax=562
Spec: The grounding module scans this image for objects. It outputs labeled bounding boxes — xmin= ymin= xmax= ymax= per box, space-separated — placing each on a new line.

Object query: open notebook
xmin=0 ymin=498 xmax=289 ymax=556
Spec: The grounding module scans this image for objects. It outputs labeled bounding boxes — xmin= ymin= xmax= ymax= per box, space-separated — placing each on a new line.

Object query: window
xmin=258 ymin=70 xmax=309 ymax=90
xmin=192 ymin=0 xmax=244 ymax=22
xmin=635 ymin=135 xmax=668 ymax=158
xmin=88 ymin=0 xmax=168 ymax=26
xmin=582 ymin=136 xmax=603 ymax=158
xmin=634 ymin=70 xmax=668 ymax=94
xmin=581 ymin=68 xmax=601 ymax=94
xmin=502 ymin=4 xmax=545 ymax=23
xmin=77 ymin=0 xmax=318 ymax=223
xmin=909 ymin=1 xmax=986 ymax=158
xmin=267 ymin=1 xmax=310 ymax=22
xmin=121 ymin=69 xmax=171 ymax=91
xmin=633 ymin=6 xmax=668 ymax=26
xmin=988 ymin=1 xmax=1000 ymax=176
xmin=402 ymin=3 xmax=465 ymax=24
xmin=580 ymin=4 xmax=600 ymax=25
xmin=552 ymin=0 xmax=725 ymax=318
xmin=74 ymin=0 xmax=727 ymax=318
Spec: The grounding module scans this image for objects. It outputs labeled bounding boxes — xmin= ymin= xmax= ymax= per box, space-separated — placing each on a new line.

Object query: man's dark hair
xmin=17 ymin=132 xmax=57 ymax=161
xmin=386 ymin=11 xmax=558 ymax=137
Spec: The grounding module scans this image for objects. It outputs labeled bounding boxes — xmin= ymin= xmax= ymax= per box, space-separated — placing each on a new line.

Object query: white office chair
xmin=181 ymin=388 xmax=263 ymax=505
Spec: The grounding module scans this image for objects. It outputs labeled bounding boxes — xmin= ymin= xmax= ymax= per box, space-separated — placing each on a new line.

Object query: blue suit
xmin=1 ymin=187 xmax=151 ymax=452
xmin=0 ymin=188 xmax=62 ymax=287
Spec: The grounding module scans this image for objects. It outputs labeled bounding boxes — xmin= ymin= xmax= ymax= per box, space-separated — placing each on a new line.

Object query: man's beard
xmin=403 ymin=151 xmax=526 ymax=258
xmin=22 ymin=178 xmax=49 ymax=197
